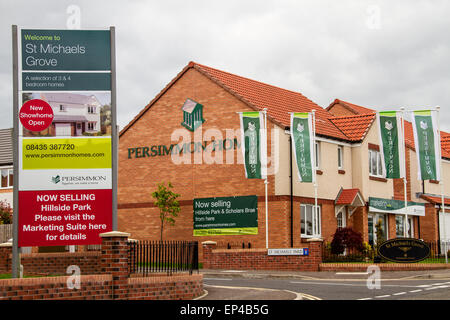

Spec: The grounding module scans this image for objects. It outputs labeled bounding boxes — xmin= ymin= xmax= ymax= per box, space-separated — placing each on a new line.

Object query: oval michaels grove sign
xmin=378 ymin=238 xmax=430 ymax=263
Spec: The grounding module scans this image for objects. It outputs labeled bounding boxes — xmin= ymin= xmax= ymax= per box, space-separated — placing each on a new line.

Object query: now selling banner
xmin=239 ymin=111 xmax=267 ymax=179
xmin=290 ymin=112 xmax=315 ymax=183
xmin=377 ymin=111 xmax=405 ymax=179
xmin=411 ymin=110 xmax=441 ymax=181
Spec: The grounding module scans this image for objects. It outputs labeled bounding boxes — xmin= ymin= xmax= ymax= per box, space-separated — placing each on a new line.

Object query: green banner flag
xmin=377 ymin=111 xmax=405 ymax=179
xmin=411 ymin=110 xmax=441 ymax=181
xmin=239 ymin=111 xmax=266 ymax=179
xmin=290 ymin=112 xmax=314 ymax=182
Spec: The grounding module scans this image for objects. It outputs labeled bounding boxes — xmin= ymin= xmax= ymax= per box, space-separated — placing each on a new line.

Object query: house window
xmin=315 ymin=142 xmax=320 ymax=169
xmin=301 ymin=204 xmax=321 ymax=237
xmin=59 ymin=105 xmax=66 ymax=112
xmin=1 ymin=167 xmax=13 ymax=189
xmin=87 ymin=122 xmax=96 ymax=131
xmin=395 ymin=215 xmax=414 ymax=237
xmin=369 ymin=149 xmax=383 ymax=177
xmin=337 ymin=146 xmax=344 ymax=169
xmin=337 ymin=210 xmax=346 ymax=229
xmin=88 ymin=106 xmax=96 ymax=114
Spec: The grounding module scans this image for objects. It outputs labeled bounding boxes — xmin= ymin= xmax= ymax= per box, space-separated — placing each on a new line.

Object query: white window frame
xmin=59 ymin=104 xmax=66 ymax=112
xmin=337 ymin=145 xmax=344 ymax=169
xmin=87 ymin=122 xmax=96 ymax=131
xmin=0 ymin=166 xmax=13 ymax=189
xmin=395 ymin=215 xmax=414 ymax=238
xmin=301 ymin=204 xmax=321 ymax=238
xmin=337 ymin=210 xmax=346 ymax=229
xmin=369 ymin=149 xmax=383 ymax=177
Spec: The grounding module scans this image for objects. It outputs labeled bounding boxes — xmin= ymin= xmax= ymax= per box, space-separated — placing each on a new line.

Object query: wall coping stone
xmin=0 ymin=242 xmax=12 ymax=247
xmin=202 ymin=241 xmax=217 ymax=245
xmin=99 ymin=231 xmax=130 ymax=238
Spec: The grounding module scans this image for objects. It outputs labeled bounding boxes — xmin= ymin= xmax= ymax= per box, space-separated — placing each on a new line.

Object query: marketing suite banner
xmin=15 ymin=27 xmax=115 ymax=247
xmin=193 ymin=195 xmax=258 ymax=236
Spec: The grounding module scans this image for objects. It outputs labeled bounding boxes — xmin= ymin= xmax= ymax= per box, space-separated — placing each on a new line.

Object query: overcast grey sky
xmin=1 ymin=0 xmax=449 ymax=132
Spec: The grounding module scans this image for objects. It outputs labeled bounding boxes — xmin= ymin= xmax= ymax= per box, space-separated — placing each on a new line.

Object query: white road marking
xmin=357 ymin=298 xmax=373 ymax=300
xmin=409 ymin=290 xmax=422 ymax=293
xmin=290 ymin=281 xmax=419 ymax=288
xmin=335 ymin=272 xmax=369 ymax=275
xmin=375 ymin=295 xmax=391 ymax=298
xmin=393 ymin=292 xmax=406 ymax=296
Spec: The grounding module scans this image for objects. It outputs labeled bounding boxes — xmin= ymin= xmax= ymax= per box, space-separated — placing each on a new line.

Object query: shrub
xmin=0 ymin=200 xmax=12 ymax=224
xmin=330 ymin=227 xmax=364 ymax=255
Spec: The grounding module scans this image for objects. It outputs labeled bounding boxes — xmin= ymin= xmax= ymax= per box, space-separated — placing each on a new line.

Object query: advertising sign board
xmin=193 ymin=195 xmax=258 ymax=236
xmin=13 ymin=27 xmax=116 ymax=247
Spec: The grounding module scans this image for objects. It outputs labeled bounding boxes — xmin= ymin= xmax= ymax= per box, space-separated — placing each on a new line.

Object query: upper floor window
xmin=369 ymin=149 xmax=383 ymax=177
xmin=1 ymin=167 xmax=13 ymax=189
xmin=88 ymin=106 xmax=96 ymax=114
xmin=59 ymin=104 xmax=66 ymax=112
xmin=337 ymin=145 xmax=344 ymax=169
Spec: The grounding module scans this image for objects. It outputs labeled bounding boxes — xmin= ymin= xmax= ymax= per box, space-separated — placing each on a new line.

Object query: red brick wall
xmin=128 ymin=274 xmax=203 ymax=300
xmin=118 ymin=68 xmax=280 ymax=247
xmin=320 ymin=263 xmax=450 ymax=272
xmin=393 ymin=146 xmax=412 ymax=201
xmin=420 ymin=204 xmax=439 ymax=243
xmin=20 ymin=252 xmax=102 ymax=276
xmin=202 ymin=240 xmax=322 ymax=271
xmin=0 ymin=233 xmax=203 ymax=300
xmin=0 ymin=275 xmax=113 ymax=300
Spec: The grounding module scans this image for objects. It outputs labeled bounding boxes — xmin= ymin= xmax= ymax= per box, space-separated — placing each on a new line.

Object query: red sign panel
xmin=19 ymin=99 xmax=54 ymax=132
xmin=18 ymin=189 xmax=112 ymax=247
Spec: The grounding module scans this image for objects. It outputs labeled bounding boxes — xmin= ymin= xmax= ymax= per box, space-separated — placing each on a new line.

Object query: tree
xmin=151 ymin=182 xmax=180 ymax=240
xmin=0 ymin=200 xmax=12 ymax=225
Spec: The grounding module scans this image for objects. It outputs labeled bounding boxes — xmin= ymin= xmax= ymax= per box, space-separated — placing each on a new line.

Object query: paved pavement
xmin=197 ymin=268 xmax=450 ymax=300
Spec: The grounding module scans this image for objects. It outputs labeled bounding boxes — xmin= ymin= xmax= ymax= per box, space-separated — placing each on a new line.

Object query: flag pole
xmin=312 ymin=110 xmax=318 ymax=237
xmin=400 ymin=107 xmax=409 ymax=237
xmin=263 ymin=108 xmax=269 ymax=249
xmin=436 ymin=106 xmax=448 ymax=263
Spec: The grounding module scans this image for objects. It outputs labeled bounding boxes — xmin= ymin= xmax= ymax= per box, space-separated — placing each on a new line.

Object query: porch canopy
xmin=335 ymin=188 xmax=365 ymax=216
xmin=368 ymin=197 xmax=425 ymax=216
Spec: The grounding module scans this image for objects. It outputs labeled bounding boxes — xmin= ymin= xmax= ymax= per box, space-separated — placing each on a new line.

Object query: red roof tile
xmin=192 ymin=62 xmax=348 ymax=141
xmin=335 ymin=188 xmax=362 ymax=205
xmin=327 ymin=99 xmax=375 ymax=115
xmin=328 ymin=113 xmax=376 ymax=142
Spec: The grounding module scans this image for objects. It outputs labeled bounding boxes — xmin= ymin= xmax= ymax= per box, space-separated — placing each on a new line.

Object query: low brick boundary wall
xmin=20 ymin=252 xmax=102 ymax=276
xmin=0 ymin=275 xmax=112 ymax=300
xmin=0 ymin=232 xmax=203 ymax=300
xmin=320 ymin=263 xmax=450 ymax=272
xmin=202 ymin=239 xmax=323 ymax=271
xmin=128 ymin=274 xmax=203 ymax=300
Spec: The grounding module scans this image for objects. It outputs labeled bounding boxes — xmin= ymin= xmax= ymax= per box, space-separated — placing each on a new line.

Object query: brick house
xmin=117 ymin=62 xmax=450 ymax=252
xmin=0 ymin=128 xmax=13 ymax=207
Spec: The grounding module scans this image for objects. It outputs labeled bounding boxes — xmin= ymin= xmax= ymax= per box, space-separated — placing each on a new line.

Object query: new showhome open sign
xmin=13 ymin=27 xmax=117 ymax=247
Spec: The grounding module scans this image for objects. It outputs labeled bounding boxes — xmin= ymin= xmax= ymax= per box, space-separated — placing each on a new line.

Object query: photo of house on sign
xmin=21 ymin=92 xmax=112 ymax=137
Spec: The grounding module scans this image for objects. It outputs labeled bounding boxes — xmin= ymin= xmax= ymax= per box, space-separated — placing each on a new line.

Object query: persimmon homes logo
xmin=181 ymin=98 xmax=205 ymax=132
